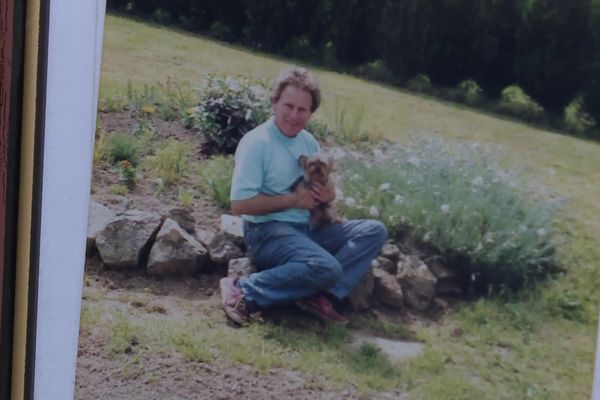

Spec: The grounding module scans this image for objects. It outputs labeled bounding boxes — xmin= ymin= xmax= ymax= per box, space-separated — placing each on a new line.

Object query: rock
xmin=147 ymin=218 xmax=209 ymax=275
xmin=425 ymin=257 xmax=463 ymax=295
xmin=228 ymin=257 xmax=256 ymax=278
xmin=207 ymin=233 xmax=244 ymax=264
xmin=350 ymin=333 xmax=423 ymax=362
xmin=347 ymin=268 xmax=375 ymax=311
xmin=375 ymin=256 xmax=397 ymax=274
xmin=166 ymin=208 xmax=196 ymax=234
xmin=372 ymin=267 xmax=404 ymax=309
xmin=380 ymin=243 xmax=401 ymax=262
xmin=194 ymin=228 xmax=216 ymax=248
xmin=87 ymin=201 xmax=116 ymax=254
xmin=396 ymin=254 xmax=437 ymax=311
xmin=96 ymin=210 xmax=162 ymax=268
xmin=220 ymin=214 xmax=244 ymax=246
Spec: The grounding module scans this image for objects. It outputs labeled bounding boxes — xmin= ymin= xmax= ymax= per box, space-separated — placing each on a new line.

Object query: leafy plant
xmin=126 ymin=80 xmax=158 ymax=113
xmin=117 ymin=159 xmax=136 ymax=190
xmin=106 ymin=133 xmax=141 ymax=166
xmin=144 ymin=139 xmax=189 ymax=187
xmin=188 ymin=75 xmax=271 ymax=155
xmin=178 ymin=187 xmax=195 ymax=208
xmin=327 ymin=100 xmax=370 ymax=145
xmin=156 ymin=77 xmax=196 ymax=121
xmin=197 ymin=155 xmax=233 ymax=209
xmin=337 ymin=138 xmax=563 ymax=293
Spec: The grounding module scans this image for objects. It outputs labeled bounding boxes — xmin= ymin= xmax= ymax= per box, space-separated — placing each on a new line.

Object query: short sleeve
xmin=230 ymin=136 xmax=264 ymax=201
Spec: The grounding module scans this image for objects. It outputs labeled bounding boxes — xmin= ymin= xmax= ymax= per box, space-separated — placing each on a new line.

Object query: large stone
xmin=87 ymin=201 xmax=116 ymax=253
xmin=166 ymin=207 xmax=196 ymax=234
xmin=425 ymin=257 xmax=463 ymax=295
xmin=207 ymin=233 xmax=244 ymax=264
xmin=220 ymin=214 xmax=244 ymax=246
xmin=96 ymin=210 xmax=162 ymax=268
xmin=194 ymin=228 xmax=216 ymax=248
xmin=396 ymin=254 xmax=437 ymax=311
xmin=375 ymin=256 xmax=397 ymax=275
xmin=228 ymin=257 xmax=256 ymax=278
xmin=380 ymin=243 xmax=401 ymax=262
xmin=372 ymin=267 xmax=404 ymax=309
xmin=147 ymin=218 xmax=209 ymax=275
xmin=347 ymin=268 xmax=375 ymax=311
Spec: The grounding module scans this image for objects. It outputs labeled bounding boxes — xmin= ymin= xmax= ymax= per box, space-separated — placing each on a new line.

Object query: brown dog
xmin=294 ymin=153 xmax=341 ymax=229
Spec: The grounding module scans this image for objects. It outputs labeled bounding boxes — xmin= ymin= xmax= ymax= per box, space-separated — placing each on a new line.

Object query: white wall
xmin=34 ymin=1 xmax=106 ymax=399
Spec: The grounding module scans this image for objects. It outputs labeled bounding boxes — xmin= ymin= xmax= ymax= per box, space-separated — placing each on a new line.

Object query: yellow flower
xmin=141 ymin=106 xmax=156 ymax=114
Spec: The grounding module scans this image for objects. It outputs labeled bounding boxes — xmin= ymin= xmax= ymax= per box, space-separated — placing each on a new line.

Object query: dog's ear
xmin=323 ymin=153 xmax=334 ymax=173
xmin=298 ymin=155 xmax=308 ymax=170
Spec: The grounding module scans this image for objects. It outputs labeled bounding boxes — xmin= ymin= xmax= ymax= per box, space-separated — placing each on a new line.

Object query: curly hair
xmin=270 ymin=66 xmax=321 ymax=113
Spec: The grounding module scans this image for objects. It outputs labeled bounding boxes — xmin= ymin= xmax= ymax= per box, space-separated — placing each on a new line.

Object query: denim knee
xmin=364 ymin=219 xmax=388 ymax=244
xmin=307 ymin=256 xmax=343 ymax=286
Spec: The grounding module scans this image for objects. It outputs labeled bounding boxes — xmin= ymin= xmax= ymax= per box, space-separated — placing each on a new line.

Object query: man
xmin=220 ymin=66 xmax=387 ymax=325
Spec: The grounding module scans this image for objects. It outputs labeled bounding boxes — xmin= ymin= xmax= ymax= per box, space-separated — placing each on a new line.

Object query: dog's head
xmin=298 ymin=153 xmax=334 ymax=184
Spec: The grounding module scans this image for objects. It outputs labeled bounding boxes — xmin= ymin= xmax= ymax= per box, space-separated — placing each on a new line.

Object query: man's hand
xmin=293 ymin=188 xmax=318 ymax=209
xmin=310 ymin=181 xmax=336 ymax=204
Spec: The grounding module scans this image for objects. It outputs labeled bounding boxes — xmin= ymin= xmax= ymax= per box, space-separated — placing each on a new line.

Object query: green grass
xmin=99 ymin=14 xmax=600 ymax=398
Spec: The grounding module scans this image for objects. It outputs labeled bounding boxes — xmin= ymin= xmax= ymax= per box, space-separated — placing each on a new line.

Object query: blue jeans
xmin=237 ymin=219 xmax=388 ymax=308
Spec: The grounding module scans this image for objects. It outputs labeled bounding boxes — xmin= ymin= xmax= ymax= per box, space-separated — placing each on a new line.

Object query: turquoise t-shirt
xmin=230 ymin=117 xmax=320 ymax=223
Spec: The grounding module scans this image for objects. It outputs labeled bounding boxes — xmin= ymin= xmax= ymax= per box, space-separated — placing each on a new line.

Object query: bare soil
xmin=76 ymin=112 xmax=407 ymax=399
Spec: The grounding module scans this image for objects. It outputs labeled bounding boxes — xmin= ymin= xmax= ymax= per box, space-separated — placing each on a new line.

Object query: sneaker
xmin=220 ymin=277 xmax=249 ymax=325
xmin=296 ymin=294 xmax=349 ymax=325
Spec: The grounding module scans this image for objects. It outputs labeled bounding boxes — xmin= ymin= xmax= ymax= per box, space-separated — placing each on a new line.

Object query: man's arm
xmin=230 ymin=190 xmax=317 ymax=216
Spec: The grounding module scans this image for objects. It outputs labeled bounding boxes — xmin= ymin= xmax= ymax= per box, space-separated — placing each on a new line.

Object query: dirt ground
xmin=76 ymin=112 xmax=407 ymax=399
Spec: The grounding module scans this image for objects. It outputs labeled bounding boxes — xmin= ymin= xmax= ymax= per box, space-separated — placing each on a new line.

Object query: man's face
xmin=273 ymin=85 xmax=313 ymax=138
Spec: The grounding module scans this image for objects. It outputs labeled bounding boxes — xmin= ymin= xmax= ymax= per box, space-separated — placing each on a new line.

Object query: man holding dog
xmin=220 ymin=66 xmax=387 ymax=325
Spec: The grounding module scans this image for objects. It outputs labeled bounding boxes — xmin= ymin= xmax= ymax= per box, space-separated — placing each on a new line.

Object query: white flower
xmin=369 ymin=206 xmax=380 ymax=217
xmin=484 ymin=232 xmax=494 ymax=244
xmin=379 ymin=182 xmax=391 ymax=191
xmin=423 ymin=231 xmax=432 ymax=242
xmin=472 ymin=176 xmax=484 ymax=186
xmin=537 ymin=228 xmax=547 ymax=237
xmin=335 ymin=187 xmax=344 ymax=199
xmin=440 ymin=204 xmax=450 ymax=213
xmin=350 ymin=173 xmax=360 ymax=181
xmin=373 ymin=149 xmax=384 ymax=161
xmin=394 ymin=194 xmax=405 ymax=205
xmin=344 ymin=197 xmax=357 ymax=207
xmin=407 ymin=155 xmax=421 ymax=167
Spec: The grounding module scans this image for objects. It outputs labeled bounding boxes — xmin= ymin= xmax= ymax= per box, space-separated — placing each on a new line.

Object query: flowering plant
xmin=336 ymin=138 xmax=563 ymax=293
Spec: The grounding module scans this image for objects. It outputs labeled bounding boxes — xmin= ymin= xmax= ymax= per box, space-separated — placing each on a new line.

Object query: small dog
xmin=294 ymin=152 xmax=341 ymax=229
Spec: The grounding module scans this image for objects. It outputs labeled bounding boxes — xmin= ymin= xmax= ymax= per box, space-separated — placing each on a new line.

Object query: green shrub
xmin=145 ymin=139 xmax=189 ymax=187
xmin=563 ymin=96 xmax=596 ymax=135
xmin=406 ymin=74 xmax=432 ymax=94
xmin=197 ymin=155 xmax=233 ymax=210
xmin=494 ymin=85 xmax=545 ymax=122
xmin=355 ymin=59 xmax=396 ymax=84
xmin=457 ymin=79 xmax=484 ymax=106
xmin=337 ymin=138 xmax=563 ymax=293
xmin=106 ymin=133 xmax=141 ymax=166
xmin=188 ymin=75 xmax=271 ymax=155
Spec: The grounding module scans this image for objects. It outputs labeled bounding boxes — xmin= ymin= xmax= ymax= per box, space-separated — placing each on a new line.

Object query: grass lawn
xmin=98 ymin=14 xmax=600 ymax=399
